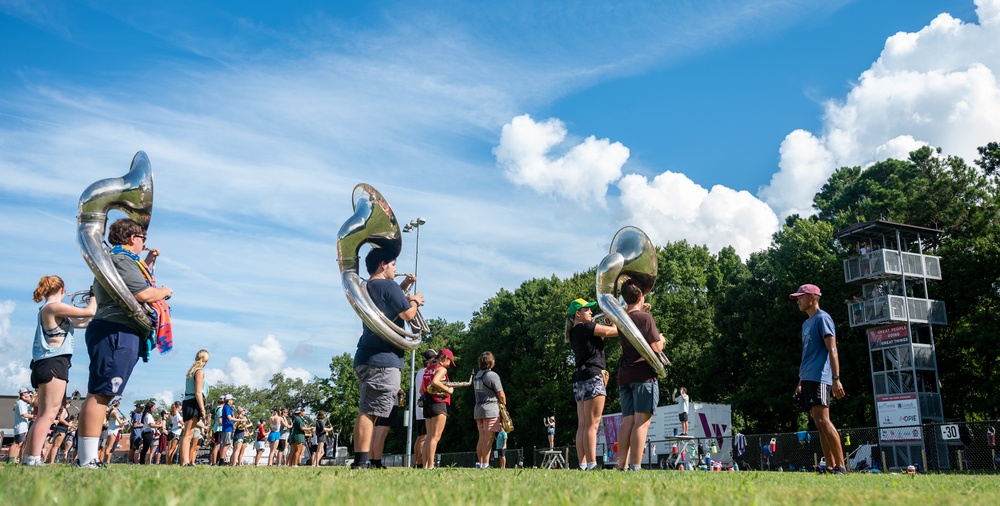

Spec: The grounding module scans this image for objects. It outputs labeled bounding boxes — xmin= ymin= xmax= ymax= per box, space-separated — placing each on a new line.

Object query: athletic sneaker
xmin=831 ymin=466 xmax=848 ymax=475
xmin=22 ymin=459 xmax=47 ymax=467
xmin=73 ymin=459 xmax=107 ymax=469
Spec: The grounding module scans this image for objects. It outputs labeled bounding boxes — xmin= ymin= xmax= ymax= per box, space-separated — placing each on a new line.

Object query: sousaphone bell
xmin=336 ymin=184 xmax=425 ymax=351
xmin=596 ymin=226 xmax=670 ymax=378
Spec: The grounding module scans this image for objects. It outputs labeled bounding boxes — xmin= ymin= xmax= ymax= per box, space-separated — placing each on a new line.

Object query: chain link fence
xmin=733 ymin=421 xmax=999 ymax=473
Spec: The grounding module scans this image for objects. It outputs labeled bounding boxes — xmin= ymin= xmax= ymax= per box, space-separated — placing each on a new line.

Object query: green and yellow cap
xmin=567 ymin=298 xmax=597 ymax=315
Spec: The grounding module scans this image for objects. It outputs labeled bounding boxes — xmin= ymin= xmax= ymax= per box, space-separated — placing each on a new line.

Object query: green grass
xmin=1 ymin=464 xmax=997 ymax=505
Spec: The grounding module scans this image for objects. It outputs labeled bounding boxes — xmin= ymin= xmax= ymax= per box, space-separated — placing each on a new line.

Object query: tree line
xmin=208 ymin=142 xmax=1000 ymax=457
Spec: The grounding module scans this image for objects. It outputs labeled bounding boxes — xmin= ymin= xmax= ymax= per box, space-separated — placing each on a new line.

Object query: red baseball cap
xmin=439 ymin=348 xmax=456 ymax=368
xmin=789 ymin=284 xmax=822 ymax=298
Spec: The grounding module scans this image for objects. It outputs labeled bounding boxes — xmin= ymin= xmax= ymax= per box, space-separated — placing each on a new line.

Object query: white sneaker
xmin=73 ymin=459 xmax=107 ymax=469
xmin=22 ymin=458 xmax=47 ymax=467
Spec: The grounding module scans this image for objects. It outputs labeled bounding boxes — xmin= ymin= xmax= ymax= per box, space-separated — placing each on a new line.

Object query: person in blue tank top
xmin=350 ymin=247 xmax=424 ymax=469
xmin=179 ymin=349 xmax=210 ymax=466
xmin=790 ymin=284 xmax=847 ymax=474
xmin=21 ymin=275 xmax=96 ymax=467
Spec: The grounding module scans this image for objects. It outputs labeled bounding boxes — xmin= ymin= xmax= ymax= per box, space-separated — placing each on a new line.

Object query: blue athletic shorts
xmin=620 ymin=379 xmax=659 ymax=416
xmin=85 ymin=319 xmax=141 ymax=397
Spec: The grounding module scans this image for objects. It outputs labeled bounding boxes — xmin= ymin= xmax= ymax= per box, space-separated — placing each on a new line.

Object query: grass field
xmin=2 ymin=464 xmax=997 ymax=505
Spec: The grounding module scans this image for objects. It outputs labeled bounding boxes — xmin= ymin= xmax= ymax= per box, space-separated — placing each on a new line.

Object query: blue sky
xmin=1 ymin=0 xmax=997 ymax=407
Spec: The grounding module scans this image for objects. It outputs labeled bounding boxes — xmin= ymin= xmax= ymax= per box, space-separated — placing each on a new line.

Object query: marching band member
xmin=615 ymin=279 xmax=663 ymax=471
xmin=421 ymin=348 xmax=456 ymax=470
xmin=350 ymin=247 xmax=423 ymax=469
xmin=75 ymin=219 xmax=173 ymax=468
xmin=473 ymin=351 xmax=505 ymax=469
xmin=179 ymin=349 xmax=210 ymax=466
xmin=567 ymin=298 xmax=617 ymax=471
xmin=23 ymin=275 xmax=96 ymax=466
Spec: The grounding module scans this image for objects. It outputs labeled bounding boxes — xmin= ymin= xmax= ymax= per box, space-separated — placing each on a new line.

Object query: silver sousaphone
xmin=337 ymin=184 xmax=425 ymax=351
xmin=596 ymin=226 xmax=670 ymax=378
xmin=76 ymin=151 xmax=156 ymax=331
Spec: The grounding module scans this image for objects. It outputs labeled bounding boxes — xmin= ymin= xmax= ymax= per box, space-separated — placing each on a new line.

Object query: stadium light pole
xmin=402 ymin=217 xmax=426 ymax=467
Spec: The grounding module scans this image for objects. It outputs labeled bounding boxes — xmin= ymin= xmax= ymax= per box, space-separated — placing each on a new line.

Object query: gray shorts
xmin=355 ymin=365 xmax=401 ymax=418
xmin=620 ymin=380 xmax=658 ymax=416
xmin=220 ymin=431 xmax=233 ymax=446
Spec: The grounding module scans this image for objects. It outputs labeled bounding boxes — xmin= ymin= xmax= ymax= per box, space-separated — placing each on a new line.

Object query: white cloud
xmin=203 ymin=334 xmax=312 ymax=390
xmin=495 ymin=115 xmax=780 ymax=258
xmin=153 ymin=390 xmax=175 ymax=408
xmin=618 ymin=172 xmax=778 ymax=259
xmin=0 ymin=300 xmax=32 ymax=394
xmin=494 ymin=114 xmax=629 ymax=207
xmin=761 ymin=1 xmax=1000 ymax=219
xmin=758 ymin=129 xmax=836 ymax=219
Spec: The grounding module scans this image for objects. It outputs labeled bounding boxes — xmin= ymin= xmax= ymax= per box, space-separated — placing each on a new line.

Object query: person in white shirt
xmin=12 ymin=388 xmax=35 ymax=463
xmin=675 ymin=387 xmax=690 ymax=436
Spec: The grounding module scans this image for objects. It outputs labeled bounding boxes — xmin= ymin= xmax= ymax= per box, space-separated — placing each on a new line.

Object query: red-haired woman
xmin=22 ymin=275 xmax=96 ymax=467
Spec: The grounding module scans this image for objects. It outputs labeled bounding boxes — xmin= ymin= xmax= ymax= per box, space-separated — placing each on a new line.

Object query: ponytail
xmin=187 ymin=349 xmax=210 ymax=377
xmin=33 ymin=275 xmax=64 ymax=303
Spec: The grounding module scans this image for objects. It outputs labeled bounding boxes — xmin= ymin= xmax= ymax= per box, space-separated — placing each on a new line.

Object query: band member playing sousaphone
xmin=420 ymin=348 xmax=456 ymax=470
xmin=75 ymin=218 xmax=173 ymax=468
xmin=350 ymin=247 xmax=424 ymax=469
xmin=615 ymin=279 xmax=664 ymax=471
xmin=567 ymin=298 xmax=618 ymax=471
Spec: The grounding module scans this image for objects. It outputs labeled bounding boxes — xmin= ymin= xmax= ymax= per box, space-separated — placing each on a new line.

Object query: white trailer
xmin=597 ymin=402 xmax=733 ymax=468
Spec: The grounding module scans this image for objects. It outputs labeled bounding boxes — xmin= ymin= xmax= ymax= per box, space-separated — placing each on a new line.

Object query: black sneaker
xmin=832 ymin=466 xmax=848 ymax=475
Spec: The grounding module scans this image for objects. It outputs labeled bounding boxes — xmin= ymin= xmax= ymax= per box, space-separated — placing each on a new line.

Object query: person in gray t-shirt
xmin=473 ymin=351 xmax=505 ymax=469
xmin=76 ymin=218 xmax=173 ymax=468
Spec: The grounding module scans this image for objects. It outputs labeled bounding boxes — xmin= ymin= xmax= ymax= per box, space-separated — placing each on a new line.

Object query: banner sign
xmin=877 ymin=393 xmax=922 ymax=442
xmin=868 ymin=324 xmax=910 ymax=351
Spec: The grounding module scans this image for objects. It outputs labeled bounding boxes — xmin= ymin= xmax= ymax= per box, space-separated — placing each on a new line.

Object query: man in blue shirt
xmin=219 ymin=394 xmax=235 ymax=465
xmin=790 ymin=284 xmax=847 ymax=474
xmin=350 ymin=247 xmax=424 ymax=469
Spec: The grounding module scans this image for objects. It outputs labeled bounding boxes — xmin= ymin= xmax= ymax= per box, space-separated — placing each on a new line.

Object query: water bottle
xmin=769 ymin=438 xmax=776 ymax=453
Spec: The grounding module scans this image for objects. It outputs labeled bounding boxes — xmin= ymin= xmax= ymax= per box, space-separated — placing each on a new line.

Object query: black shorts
xmin=376 ymin=405 xmax=400 ymax=427
xmin=278 ymin=439 xmax=287 ymax=452
xmin=800 ymin=380 xmax=832 ymax=409
xmin=416 ymin=419 xmax=427 ymax=436
xmin=167 ymin=431 xmax=178 ymax=441
xmin=678 ymin=412 xmax=688 ymax=422
xmin=182 ymin=398 xmax=202 ymax=421
xmin=423 ymin=400 xmax=448 ymax=418
xmin=14 ymin=432 xmax=26 ymax=443
xmin=30 ymin=355 xmax=72 ymax=388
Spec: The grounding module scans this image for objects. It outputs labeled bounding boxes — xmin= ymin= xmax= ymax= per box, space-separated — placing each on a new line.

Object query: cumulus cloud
xmin=204 ymin=334 xmax=312 ymax=390
xmin=0 ymin=300 xmax=32 ymax=393
xmin=496 ymin=115 xmax=780 ymax=258
xmin=761 ymin=1 xmax=1000 ymax=219
xmin=618 ymin=172 xmax=778 ymax=259
xmin=494 ymin=114 xmax=629 ymax=207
